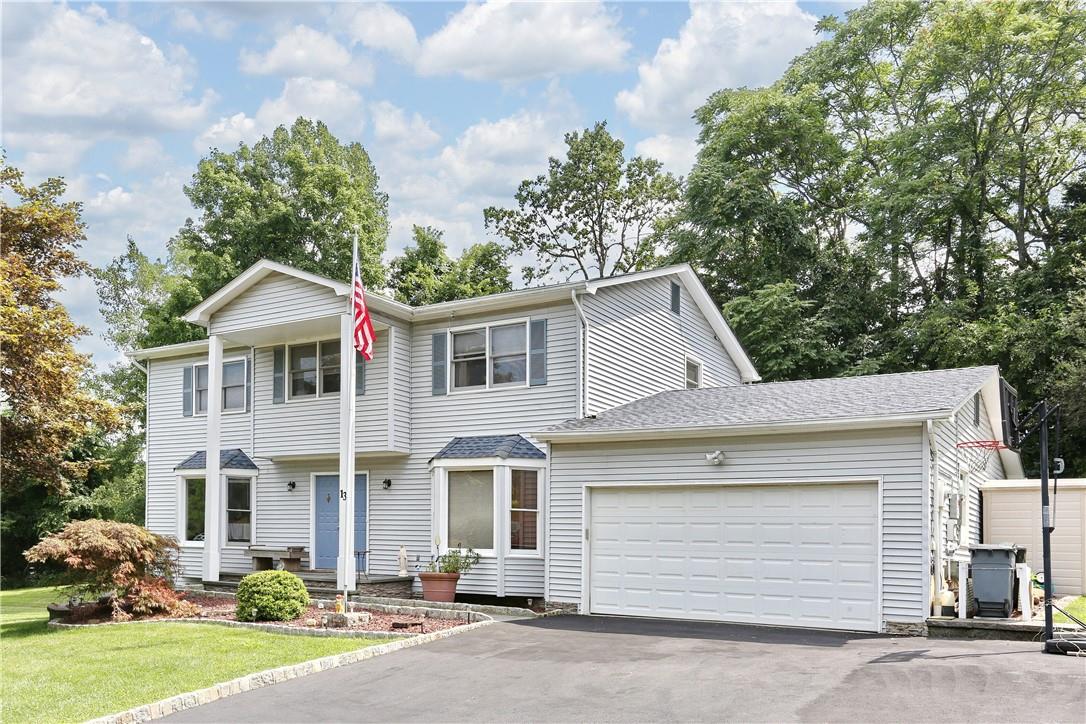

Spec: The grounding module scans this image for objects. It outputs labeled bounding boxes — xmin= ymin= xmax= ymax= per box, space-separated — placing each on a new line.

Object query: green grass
xmin=1053 ymin=595 xmax=1086 ymax=624
xmin=1 ymin=587 xmax=383 ymax=724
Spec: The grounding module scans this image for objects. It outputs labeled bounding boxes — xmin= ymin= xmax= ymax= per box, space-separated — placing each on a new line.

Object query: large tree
xmin=98 ymin=118 xmax=390 ymax=351
xmin=1 ymin=164 xmax=121 ymax=577
xmin=671 ymin=0 xmax=1086 ymax=472
xmin=485 ymin=121 xmax=681 ymax=282
xmin=389 ymin=225 xmax=512 ymax=306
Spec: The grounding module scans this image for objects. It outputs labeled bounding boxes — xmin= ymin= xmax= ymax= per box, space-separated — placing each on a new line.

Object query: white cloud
xmin=239 ymin=25 xmax=374 ymax=85
xmin=2 ymin=4 xmax=214 ymax=139
xmin=374 ymin=86 xmax=578 ymax=261
xmin=616 ymin=1 xmax=818 ymax=132
xmin=634 ymin=133 xmax=698 ymax=176
xmin=120 ymin=138 xmax=168 ymax=170
xmin=371 ymin=101 xmax=440 ymax=150
xmin=195 ymin=78 xmax=366 ymax=153
xmin=416 ymin=0 xmax=629 ymax=81
xmin=170 ymin=7 xmax=235 ymax=40
xmin=3 ymin=132 xmax=94 ymax=177
xmin=337 ymin=3 xmax=418 ymax=63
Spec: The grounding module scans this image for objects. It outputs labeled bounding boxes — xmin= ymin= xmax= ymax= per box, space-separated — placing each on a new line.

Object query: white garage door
xmin=589 ymin=483 xmax=880 ymax=631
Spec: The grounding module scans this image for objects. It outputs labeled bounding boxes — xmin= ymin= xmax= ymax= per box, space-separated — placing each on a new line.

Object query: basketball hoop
xmin=955 ymin=440 xmax=1007 ymax=474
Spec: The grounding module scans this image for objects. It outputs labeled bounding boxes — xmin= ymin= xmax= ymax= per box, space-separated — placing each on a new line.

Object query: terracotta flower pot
xmin=419 ymin=572 xmax=460 ymax=602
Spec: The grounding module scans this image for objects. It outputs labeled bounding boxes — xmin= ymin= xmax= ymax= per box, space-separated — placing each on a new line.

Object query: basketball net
xmin=955 ymin=440 xmax=1007 ymax=474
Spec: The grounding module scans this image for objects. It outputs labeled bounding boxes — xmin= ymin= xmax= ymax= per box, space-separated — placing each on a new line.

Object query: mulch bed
xmin=184 ymin=595 xmax=465 ymax=634
xmin=61 ymin=594 xmax=468 ymax=634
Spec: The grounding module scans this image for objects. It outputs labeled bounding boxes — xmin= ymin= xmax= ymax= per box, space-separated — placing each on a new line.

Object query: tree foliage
xmin=485 ymin=121 xmax=681 ymax=282
xmin=389 ymin=225 xmax=512 ymax=305
xmin=669 ymin=0 xmax=1086 ymax=473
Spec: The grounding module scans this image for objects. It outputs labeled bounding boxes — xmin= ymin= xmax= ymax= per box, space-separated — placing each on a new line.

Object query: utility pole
xmin=1036 ymin=401 xmax=1055 ymax=650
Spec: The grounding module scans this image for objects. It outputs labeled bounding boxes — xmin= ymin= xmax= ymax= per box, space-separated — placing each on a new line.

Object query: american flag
xmin=351 ymin=240 xmax=376 ymax=361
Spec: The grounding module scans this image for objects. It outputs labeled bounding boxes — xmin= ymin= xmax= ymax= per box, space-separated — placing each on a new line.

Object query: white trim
xmin=446 ymin=317 xmax=531 ymax=394
xmin=981 ymin=479 xmax=1086 ymax=490
xmin=283 ymin=339 xmax=342 ymax=403
xmin=438 ymin=467 xmax=498 ymax=558
xmin=430 ymin=456 xmax=548 ymax=471
xmin=176 ymin=473 xmax=207 ymax=547
xmin=308 ymin=470 xmax=370 ymax=572
xmin=579 ymin=477 xmax=884 ymax=632
xmin=190 ymin=355 xmax=249 ymax=417
xmin=506 ymin=467 xmax=543 ymax=559
xmin=222 ymin=472 xmax=258 ymax=547
xmin=684 ymin=353 xmax=703 ymax=390
xmin=535 ymin=411 xmax=957 ymax=443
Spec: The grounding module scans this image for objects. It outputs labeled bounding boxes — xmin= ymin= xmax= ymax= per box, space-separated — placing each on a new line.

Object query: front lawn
xmin=0 ymin=587 xmax=383 ymax=723
xmin=1053 ymin=595 xmax=1086 ymax=624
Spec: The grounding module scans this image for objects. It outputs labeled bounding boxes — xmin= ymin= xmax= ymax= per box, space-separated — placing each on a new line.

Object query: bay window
xmin=446 ymin=470 xmax=494 ymax=551
xmin=509 ymin=469 xmax=539 ymax=552
xmin=182 ymin=477 xmax=205 ymax=543
xmin=226 ymin=477 xmax=252 ymax=543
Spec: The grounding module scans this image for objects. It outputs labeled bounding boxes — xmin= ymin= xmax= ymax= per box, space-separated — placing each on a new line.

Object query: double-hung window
xmin=182 ymin=477 xmax=206 ymax=543
xmin=221 ymin=360 xmax=246 ymax=410
xmin=193 ymin=359 xmax=245 ymax=414
xmin=685 ymin=358 xmax=702 ymax=389
xmin=509 ymin=469 xmax=539 ymax=553
xmin=490 ymin=324 xmax=526 ymax=386
xmin=289 ymin=340 xmax=341 ymax=399
xmin=194 ymin=364 xmax=210 ymax=414
xmin=226 ymin=477 xmax=252 ymax=543
xmin=450 ymin=321 xmax=527 ymax=391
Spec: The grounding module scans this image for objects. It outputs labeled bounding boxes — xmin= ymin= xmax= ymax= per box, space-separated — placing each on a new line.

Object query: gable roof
xmin=175 ymin=448 xmax=258 ymax=471
xmin=537 ymin=366 xmax=1005 ymax=440
xmin=157 ymin=259 xmax=759 ymax=380
xmin=182 ymin=259 xmax=412 ymax=326
xmin=431 ymin=434 xmax=546 ymax=462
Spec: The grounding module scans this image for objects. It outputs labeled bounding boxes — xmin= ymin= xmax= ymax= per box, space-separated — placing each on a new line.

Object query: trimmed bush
xmin=235 ymin=570 xmax=309 ymax=622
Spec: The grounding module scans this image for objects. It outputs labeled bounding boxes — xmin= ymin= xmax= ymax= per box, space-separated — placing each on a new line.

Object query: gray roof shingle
xmin=432 ymin=434 xmax=546 ymax=461
xmin=544 ymin=366 xmax=998 ymax=435
xmin=175 ymin=448 xmax=258 ymax=470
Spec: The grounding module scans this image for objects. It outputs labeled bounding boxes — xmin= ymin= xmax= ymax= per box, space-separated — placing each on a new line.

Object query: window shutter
xmin=182 ymin=365 xmax=193 ymax=417
xmin=670 ymin=280 xmax=681 ymax=314
xmin=272 ymin=346 xmax=285 ymax=404
xmin=431 ymin=332 xmax=447 ymax=396
xmin=245 ymin=355 xmax=253 ymax=412
xmin=529 ymin=318 xmax=548 ymax=386
xmin=355 ymin=350 xmax=366 ymax=396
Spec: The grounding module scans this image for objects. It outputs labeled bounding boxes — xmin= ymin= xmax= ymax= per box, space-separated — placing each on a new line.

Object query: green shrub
xmin=235 ymin=570 xmax=309 ymax=621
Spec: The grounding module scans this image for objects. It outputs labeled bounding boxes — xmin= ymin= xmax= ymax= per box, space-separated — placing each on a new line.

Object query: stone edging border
xmin=83 ymin=617 xmax=496 ymax=724
xmin=48 ymin=617 xmax=414 ymax=640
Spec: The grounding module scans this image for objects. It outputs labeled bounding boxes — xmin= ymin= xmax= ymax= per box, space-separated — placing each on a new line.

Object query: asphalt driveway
xmin=169 ymin=616 xmax=1085 ymax=722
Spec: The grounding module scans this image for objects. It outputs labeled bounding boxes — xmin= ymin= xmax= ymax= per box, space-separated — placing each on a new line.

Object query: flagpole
xmin=337 ymin=230 xmax=359 ymax=591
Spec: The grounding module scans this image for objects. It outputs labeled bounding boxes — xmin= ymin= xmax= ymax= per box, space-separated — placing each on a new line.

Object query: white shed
xmin=981 ymin=479 xmax=1086 ymax=595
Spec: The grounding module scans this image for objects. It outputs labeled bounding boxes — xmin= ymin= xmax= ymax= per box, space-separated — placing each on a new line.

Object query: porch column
xmin=337 ymin=313 xmax=358 ymax=590
xmin=203 ymin=334 xmax=223 ymax=581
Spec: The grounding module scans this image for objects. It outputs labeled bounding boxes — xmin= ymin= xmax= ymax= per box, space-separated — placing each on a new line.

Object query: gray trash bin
xmin=970 ymin=544 xmax=1020 ymax=618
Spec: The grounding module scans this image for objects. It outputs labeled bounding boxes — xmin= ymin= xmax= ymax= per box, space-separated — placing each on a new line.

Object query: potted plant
xmin=419 ymin=543 xmax=480 ymax=602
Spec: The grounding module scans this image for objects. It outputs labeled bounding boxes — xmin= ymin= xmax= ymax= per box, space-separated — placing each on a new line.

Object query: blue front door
xmin=314 ymin=473 xmax=367 ymax=569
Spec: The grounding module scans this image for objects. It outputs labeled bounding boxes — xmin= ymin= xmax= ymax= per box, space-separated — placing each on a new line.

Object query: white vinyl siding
xmin=547 ymin=427 xmax=927 ymax=626
xmin=210 ymin=271 xmax=345 ymax=336
xmin=934 ymin=393 xmax=1006 ymax=560
xmin=584 ymin=276 xmax=741 ymax=415
xmin=145 ymin=350 xmax=253 ymax=580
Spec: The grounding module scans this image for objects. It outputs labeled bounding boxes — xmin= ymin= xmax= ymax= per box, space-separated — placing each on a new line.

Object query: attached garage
xmin=587 ymin=483 xmax=880 ymax=631
xmin=538 ymin=366 xmax=1024 ymax=634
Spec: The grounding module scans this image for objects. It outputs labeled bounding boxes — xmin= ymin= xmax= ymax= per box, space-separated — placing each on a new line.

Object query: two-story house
xmin=132 ymin=259 xmax=1021 ymax=633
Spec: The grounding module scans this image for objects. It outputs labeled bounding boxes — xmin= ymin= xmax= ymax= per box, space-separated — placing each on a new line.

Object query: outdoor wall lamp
xmin=287 ymin=481 xmax=297 ymax=491
xmin=382 ymin=478 xmax=393 ymax=490
xmin=704 ymin=451 xmax=726 ymax=465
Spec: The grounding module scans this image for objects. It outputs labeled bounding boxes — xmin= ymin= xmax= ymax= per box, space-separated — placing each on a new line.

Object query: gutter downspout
xmin=928 ymin=419 xmax=947 ymax=616
xmin=571 ymin=289 xmax=590 ymax=418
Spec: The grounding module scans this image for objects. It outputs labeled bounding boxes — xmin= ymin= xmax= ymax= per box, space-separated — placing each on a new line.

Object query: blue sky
xmin=2 ymin=1 xmax=859 ymax=366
